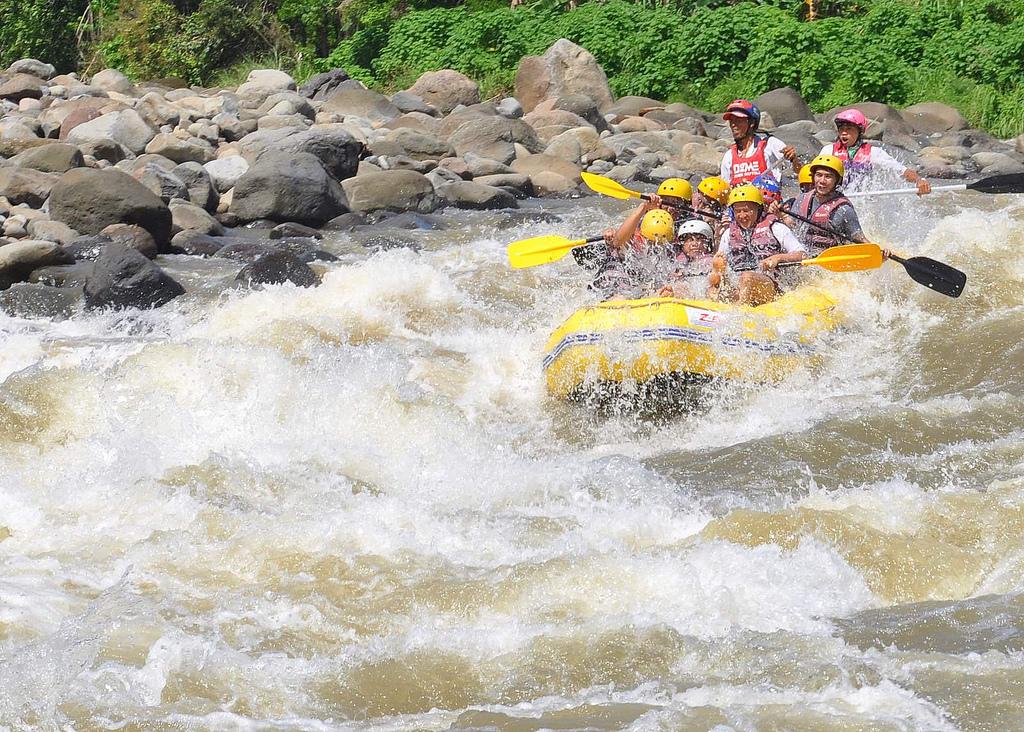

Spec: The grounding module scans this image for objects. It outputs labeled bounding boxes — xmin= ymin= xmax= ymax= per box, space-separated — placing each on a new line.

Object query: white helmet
xmin=677 ymin=219 xmax=714 ymax=241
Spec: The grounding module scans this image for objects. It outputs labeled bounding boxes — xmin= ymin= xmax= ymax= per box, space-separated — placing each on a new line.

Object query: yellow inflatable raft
xmin=543 ymin=286 xmax=840 ymax=399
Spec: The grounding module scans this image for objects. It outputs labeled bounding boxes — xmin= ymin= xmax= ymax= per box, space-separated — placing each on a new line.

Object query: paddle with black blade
xmin=780 ymin=207 xmax=967 ymax=298
xmin=507 ymin=233 xmax=606 ymax=269
xmin=846 ymin=172 xmax=1024 ymax=198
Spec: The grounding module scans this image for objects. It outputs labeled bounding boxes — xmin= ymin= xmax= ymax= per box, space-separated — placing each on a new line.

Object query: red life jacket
xmin=831 ymin=141 xmax=873 ymax=186
xmin=727 ymin=214 xmax=782 ymax=270
xmin=729 ymin=135 xmax=770 ymax=186
xmin=794 ymin=192 xmax=853 ymax=255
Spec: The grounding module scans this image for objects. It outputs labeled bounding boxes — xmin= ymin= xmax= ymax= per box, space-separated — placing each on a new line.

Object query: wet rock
xmin=230 ymin=151 xmax=348 ymax=225
xmin=214 ymin=240 xmax=274 ymax=262
xmin=322 ymin=212 xmax=366 ymax=232
xmin=408 ymin=70 xmax=480 ymax=115
xmin=8 ymin=143 xmax=85 ymax=173
xmin=83 ymin=242 xmax=185 ymax=310
xmin=0 ymin=282 xmax=83 ymax=319
xmin=358 ymin=232 xmax=421 ymax=252
xmin=50 ymin=168 xmax=173 ymax=249
xmin=0 ymin=168 xmax=59 ymax=207
xmin=514 ymin=39 xmax=613 ymax=114
xmin=65 ymin=234 xmax=113 ymax=261
xmin=473 ymin=173 xmax=533 ymax=196
xmin=270 ymin=222 xmax=323 ymax=240
xmin=342 ymin=170 xmax=437 ymax=214
xmin=0 ymin=239 xmax=76 ymax=289
xmin=29 ymin=262 xmax=95 ymax=287
xmin=494 ymin=209 xmax=563 ymax=228
xmin=170 ymin=230 xmax=224 ymax=257
xmin=266 ymin=237 xmax=337 ymax=262
xmin=436 ymin=181 xmax=517 ymax=210
xmin=236 ymin=249 xmax=319 ymax=288
xmin=373 ymin=212 xmax=447 ymax=230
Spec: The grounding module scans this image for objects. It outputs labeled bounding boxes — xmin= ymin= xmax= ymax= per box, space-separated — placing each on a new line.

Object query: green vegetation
xmin=2 ymin=0 xmax=1023 ymax=136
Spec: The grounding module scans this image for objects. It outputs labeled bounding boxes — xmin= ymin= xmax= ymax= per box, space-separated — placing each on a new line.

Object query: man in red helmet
xmin=822 ymin=108 xmax=931 ymax=195
xmin=719 ymin=99 xmax=801 ymax=187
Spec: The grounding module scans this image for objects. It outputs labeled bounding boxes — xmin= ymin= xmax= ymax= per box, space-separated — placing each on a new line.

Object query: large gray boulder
xmin=0 ymin=168 xmax=59 ymax=207
xmin=448 ymin=117 xmax=544 ymax=164
xmin=134 ymin=164 xmax=189 ymax=204
xmin=203 ymin=156 xmax=249 ymax=192
xmin=144 ymin=133 xmax=214 ymax=164
xmin=514 ymin=39 xmax=614 ymax=114
xmin=8 ymin=143 xmax=85 ymax=173
xmin=229 ymin=150 xmax=348 ymax=225
xmin=341 ymin=170 xmax=438 ymax=214
xmin=0 ymin=240 xmax=75 ymax=290
xmin=83 ymin=243 xmax=185 ymax=310
xmin=90 ymin=69 xmax=133 ymax=94
xmin=384 ymin=128 xmax=453 ymax=161
xmin=265 ymin=126 xmax=362 ymax=181
xmin=298 ymin=69 xmax=350 ymax=101
xmin=755 ymin=87 xmax=814 ymax=126
xmin=236 ymin=69 xmax=296 ymax=108
xmin=408 ymin=70 xmax=480 ymax=115
xmin=321 ymin=86 xmax=402 ymax=124
xmin=169 ymin=199 xmax=224 ymax=236
xmin=6 ymin=59 xmax=56 ymax=79
xmin=900 ymin=102 xmax=969 ymax=135
xmin=0 ymin=73 xmax=46 ymax=101
xmin=49 ymin=168 xmax=173 ymax=249
xmin=66 ymin=110 xmax=156 ymax=155
xmin=172 ymin=162 xmax=219 ymax=212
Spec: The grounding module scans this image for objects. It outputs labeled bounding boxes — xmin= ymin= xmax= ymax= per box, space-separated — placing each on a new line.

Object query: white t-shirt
xmin=721 ymin=134 xmax=790 ymax=183
xmin=717 ymin=221 xmax=805 ymax=256
xmin=819 ymin=142 xmax=908 ymax=176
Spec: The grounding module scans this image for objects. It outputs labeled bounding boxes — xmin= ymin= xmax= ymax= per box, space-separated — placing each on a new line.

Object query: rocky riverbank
xmin=1 ymin=40 xmax=1022 ymax=318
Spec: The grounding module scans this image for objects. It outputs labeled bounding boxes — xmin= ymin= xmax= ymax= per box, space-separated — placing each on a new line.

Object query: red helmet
xmin=835 ymin=108 xmax=868 ymax=131
xmin=723 ymin=99 xmax=761 ymax=129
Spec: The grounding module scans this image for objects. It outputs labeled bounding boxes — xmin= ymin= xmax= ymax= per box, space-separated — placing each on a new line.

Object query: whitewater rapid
xmin=1 ymin=192 xmax=1022 ymax=730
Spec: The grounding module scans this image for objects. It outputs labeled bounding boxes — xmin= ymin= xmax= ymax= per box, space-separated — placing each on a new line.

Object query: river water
xmin=0 ymin=191 xmax=1022 ymax=731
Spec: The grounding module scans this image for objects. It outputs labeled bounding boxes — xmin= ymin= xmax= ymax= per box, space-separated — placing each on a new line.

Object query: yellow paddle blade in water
xmin=507 ymin=234 xmax=598 ymax=269
xmin=799 ymin=243 xmax=884 ymax=272
xmin=580 ymin=171 xmax=644 ymax=200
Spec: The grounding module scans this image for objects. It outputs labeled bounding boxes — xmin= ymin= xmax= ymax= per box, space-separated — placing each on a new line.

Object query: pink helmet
xmin=835 ymin=108 xmax=868 ymax=130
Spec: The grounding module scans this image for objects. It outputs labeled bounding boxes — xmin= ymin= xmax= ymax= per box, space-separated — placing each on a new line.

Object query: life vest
xmin=794 ymin=192 xmax=853 ymax=255
xmin=726 ymin=214 xmax=782 ymax=270
xmin=670 ymin=252 xmax=713 ymax=280
xmin=831 ymin=141 xmax=873 ymax=186
xmin=729 ymin=135 xmax=771 ymax=186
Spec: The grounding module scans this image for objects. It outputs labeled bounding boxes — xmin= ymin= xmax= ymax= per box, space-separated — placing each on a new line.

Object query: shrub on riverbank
xmin=3 ymin=0 xmax=1023 ymax=136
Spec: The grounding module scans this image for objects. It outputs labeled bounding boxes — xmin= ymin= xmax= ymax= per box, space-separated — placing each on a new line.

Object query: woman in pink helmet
xmin=821 ymin=108 xmax=931 ymax=195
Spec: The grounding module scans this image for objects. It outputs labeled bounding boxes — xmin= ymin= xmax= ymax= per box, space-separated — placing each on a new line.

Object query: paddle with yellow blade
xmin=768 ymin=243 xmax=883 ymax=272
xmin=507 ymin=233 xmax=606 ymax=269
xmin=583 ymin=171 xmax=967 ymax=298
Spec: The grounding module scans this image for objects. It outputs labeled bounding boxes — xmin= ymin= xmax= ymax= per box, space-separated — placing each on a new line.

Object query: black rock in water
xmin=83 ymin=243 xmax=185 ymax=310
xmin=236 ymin=250 xmax=320 ymax=288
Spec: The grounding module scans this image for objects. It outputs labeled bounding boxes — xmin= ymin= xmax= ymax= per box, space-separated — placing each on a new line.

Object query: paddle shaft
xmin=847 ymin=184 xmax=966 ymax=198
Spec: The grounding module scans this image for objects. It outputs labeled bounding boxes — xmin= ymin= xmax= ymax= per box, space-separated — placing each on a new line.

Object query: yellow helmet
xmin=640 ymin=209 xmax=675 ymax=243
xmin=697 ymin=176 xmax=730 ymax=205
xmin=727 ymin=184 xmax=763 ymax=208
xmin=809 ymin=154 xmax=845 ymax=180
xmin=656 ymin=177 xmax=693 ymax=201
xmin=798 ymin=164 xmax=813 ymax=185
